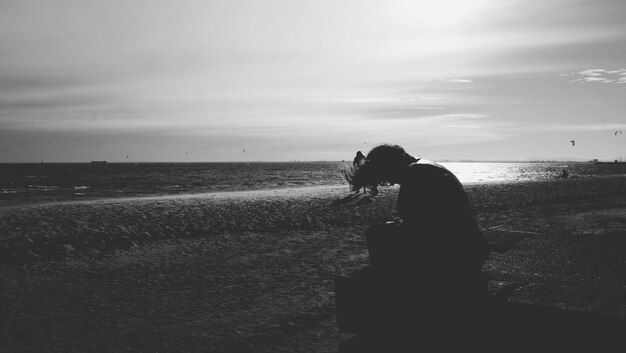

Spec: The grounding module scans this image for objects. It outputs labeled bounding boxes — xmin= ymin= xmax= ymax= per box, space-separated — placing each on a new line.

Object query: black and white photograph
xmin=2 ymin=1 xmax=626 ymax=352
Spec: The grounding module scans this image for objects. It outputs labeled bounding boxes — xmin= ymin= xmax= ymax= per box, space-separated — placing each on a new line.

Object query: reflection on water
xmin=441 ymin=162 xmax=626 ymax=184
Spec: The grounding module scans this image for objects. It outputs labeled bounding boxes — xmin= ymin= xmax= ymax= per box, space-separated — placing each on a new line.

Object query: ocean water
xmin=1 ymin=161 xmax=626 ymax=207
xmin=439 ymin=162 xmax=626 ymax=183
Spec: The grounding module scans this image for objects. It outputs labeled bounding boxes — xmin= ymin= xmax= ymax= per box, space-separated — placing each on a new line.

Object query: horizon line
xmin=0 ymin=158 xmax=614 ymax=164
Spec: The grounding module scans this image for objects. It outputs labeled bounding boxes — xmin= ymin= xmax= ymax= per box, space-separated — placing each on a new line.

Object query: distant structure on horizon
xmin=592 ymin=157 xmax=625 ymax=164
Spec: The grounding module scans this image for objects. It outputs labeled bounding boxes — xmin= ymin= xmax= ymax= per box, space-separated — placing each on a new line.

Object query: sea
xmin=1 ymin=161 xmax=626 ymax=207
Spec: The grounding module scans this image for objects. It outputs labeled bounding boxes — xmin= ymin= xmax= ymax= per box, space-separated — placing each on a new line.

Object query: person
xmin=350 ymin=151 xmax=372 ymax=194
xmin=557 ymin=169 xmax=568 ymax=179
xmin=353 ymin=151 xmax=366 ymax=167
xmin=337 ymin=144 xmax=490 ymax=351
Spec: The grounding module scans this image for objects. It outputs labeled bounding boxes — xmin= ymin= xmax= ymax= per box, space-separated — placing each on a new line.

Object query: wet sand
xmin=2 ymin=176 xmax=626 ymax=352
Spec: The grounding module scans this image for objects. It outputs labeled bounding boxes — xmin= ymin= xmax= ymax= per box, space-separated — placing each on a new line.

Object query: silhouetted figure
xmin=337 ymin=145 xmax=626 ymax=352
xmin=353 ymin=151 xmax=366 ymax=167
xmin=557 ymin=169 xmax=568 ymax=179
xmin=351 ymin=151 xmax=370 ymax=194
xmin=337 ymin=144 xmax=489 ymax=351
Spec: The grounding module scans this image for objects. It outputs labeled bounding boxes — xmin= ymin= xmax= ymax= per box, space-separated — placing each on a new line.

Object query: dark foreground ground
xmin=2 ymin=177 xmax=626 ymax=352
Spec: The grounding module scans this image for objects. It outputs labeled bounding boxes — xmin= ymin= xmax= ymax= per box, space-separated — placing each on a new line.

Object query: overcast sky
xmin=2 ymin=0 xmax=626 ymax=162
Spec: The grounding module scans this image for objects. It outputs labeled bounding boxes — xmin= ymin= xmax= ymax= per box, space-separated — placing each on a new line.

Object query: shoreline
xmin=3 ymin=174 xmax=625 ymax=210
xmin=0 ymin=184 xmax=351 ymax=209
xmin=0 ymin=184 xmax=350 ymax=209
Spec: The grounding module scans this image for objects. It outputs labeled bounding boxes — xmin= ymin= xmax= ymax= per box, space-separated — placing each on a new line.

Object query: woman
xmin=339 ymin=144 xmax=489 ymax=349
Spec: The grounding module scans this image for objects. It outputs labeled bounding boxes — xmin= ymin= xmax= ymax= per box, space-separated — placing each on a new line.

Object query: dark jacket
xmin=370 ymin=159 xmax=488 ymax=305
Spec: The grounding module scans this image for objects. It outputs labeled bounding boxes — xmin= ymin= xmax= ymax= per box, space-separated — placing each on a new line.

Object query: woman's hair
xmin=344 ymin=144 xmax=417 ymax=192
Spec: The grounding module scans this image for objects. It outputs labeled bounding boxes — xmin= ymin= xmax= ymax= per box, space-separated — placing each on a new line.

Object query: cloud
xmin=313 ymin=97 xmax=409 ymax=103
xmin=0 ymin=94 xmax=112 ymax=111
xmin=542 ymin=123 xmax=626 ymax=131
xmin=422 ymin=113 xmax=486 ymax=120
xmin=584 ymin=77 xmax=608 ymax=82
xmin=397 ymin=106 xmax=444 ymax=110
xmin=568 ymin=68 xmax=626 ymax=86
xmin=579 ymin=69 xmax=605 ymax=76
xmin=440 ymin=78 xmax=473 ymax=83
xmin=381 ymin=112 xmax=487 ymax=122
xmin=0 ymin=74 xmax=88 ymax=94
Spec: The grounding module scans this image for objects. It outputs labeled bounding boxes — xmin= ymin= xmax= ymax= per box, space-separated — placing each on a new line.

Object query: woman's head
xmin=345 ymin=144 xmax=418 ymax=192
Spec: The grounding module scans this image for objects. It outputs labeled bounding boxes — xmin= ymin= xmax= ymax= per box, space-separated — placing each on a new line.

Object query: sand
xmin=2 ymin=176 xmax=626 ymax=352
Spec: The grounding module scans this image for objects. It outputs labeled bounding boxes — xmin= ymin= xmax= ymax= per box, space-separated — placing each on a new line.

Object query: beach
xmin=2 ymin=176 xmax=626 ymax=352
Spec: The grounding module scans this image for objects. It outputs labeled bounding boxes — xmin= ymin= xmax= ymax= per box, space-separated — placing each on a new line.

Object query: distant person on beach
xmin=353 ymin=151 xmax=366 ymax=167
xmin=351 ymin=151 xmax=374 ymax=194
xmin=338 ymin=144 xmax=489 ymax=350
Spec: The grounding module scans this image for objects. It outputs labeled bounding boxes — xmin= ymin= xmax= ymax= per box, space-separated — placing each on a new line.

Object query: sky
xmin=1 ymin=0 xmax=626 ymax=162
